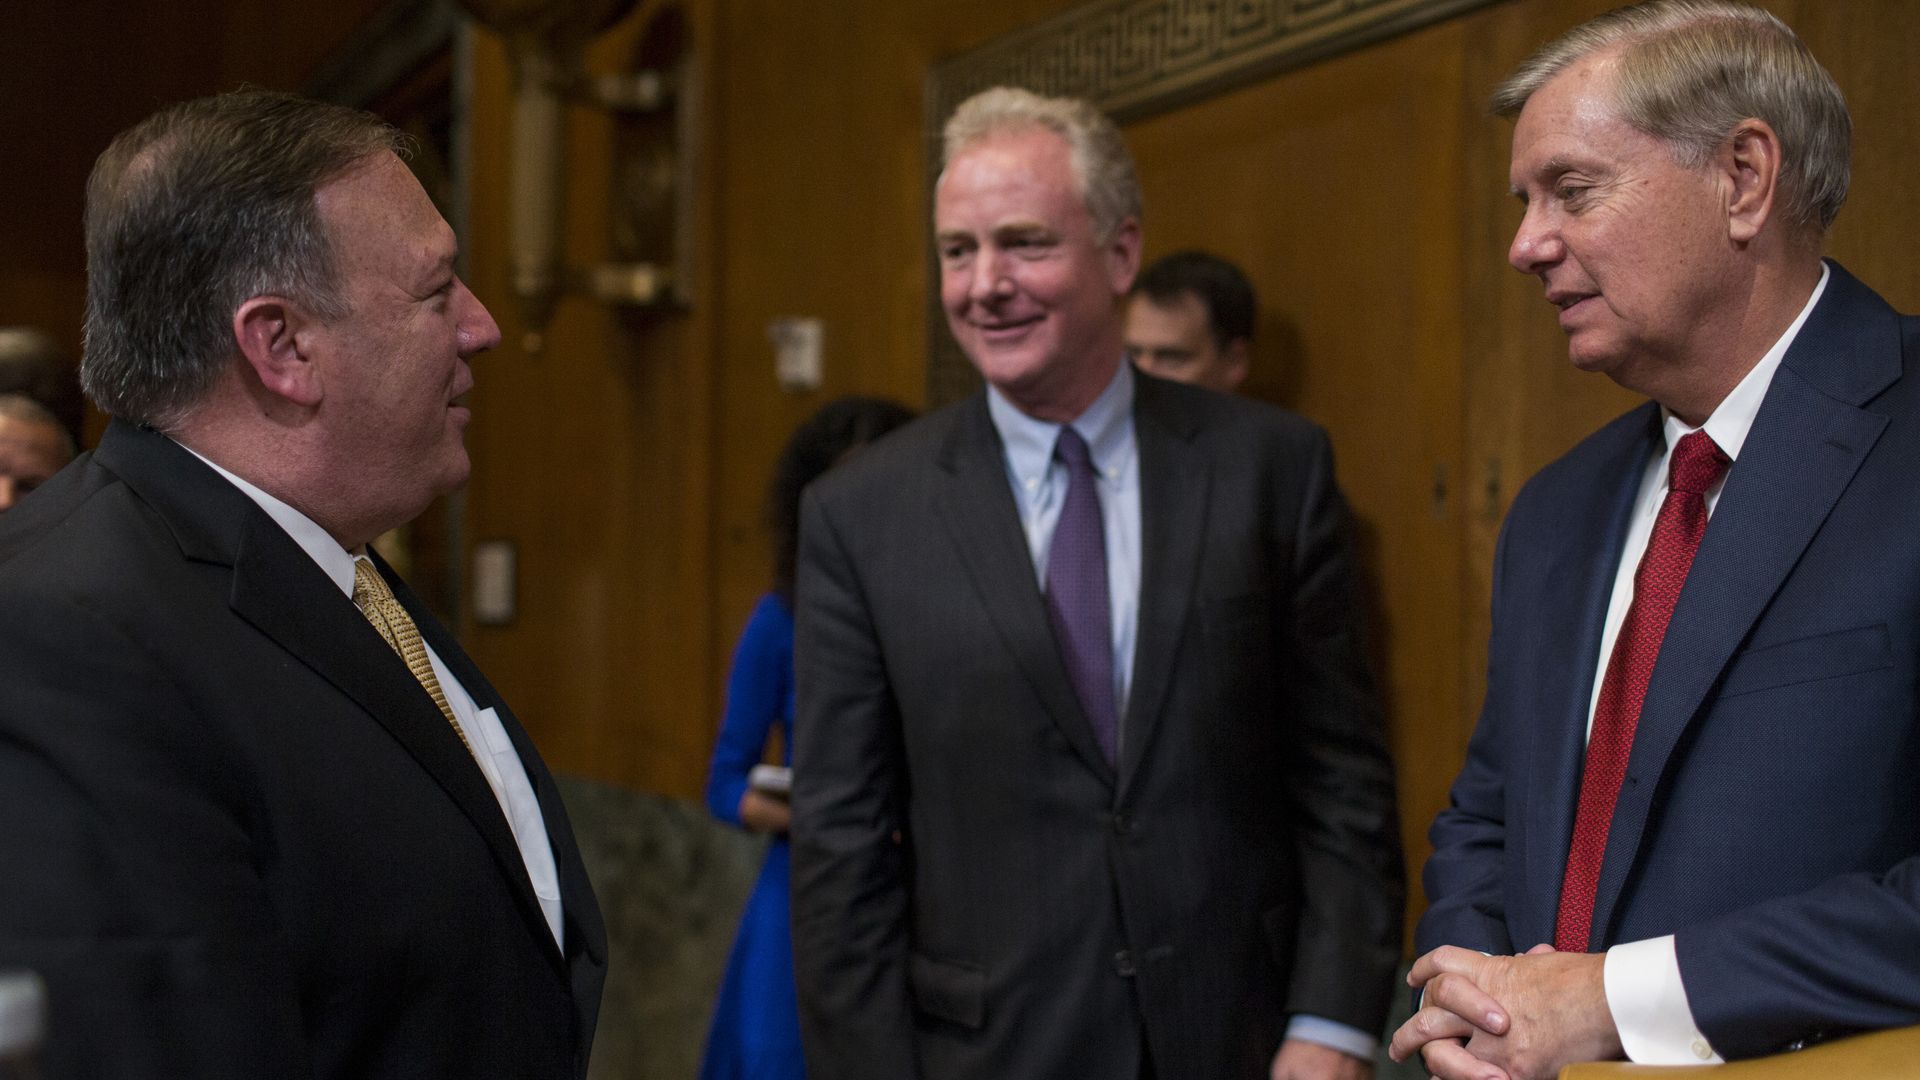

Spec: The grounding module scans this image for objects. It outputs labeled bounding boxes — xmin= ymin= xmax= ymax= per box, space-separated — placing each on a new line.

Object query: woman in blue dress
xmin=699 ymin=397 xmax=915 ymax=1080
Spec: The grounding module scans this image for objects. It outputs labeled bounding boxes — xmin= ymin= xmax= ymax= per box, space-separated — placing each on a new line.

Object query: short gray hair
xmin=81 ymin=89 xmax=408 ymax=430
xmin=1493 ymin=0 xmax=1849 ymax=233
xmin=0 ymin=393 xmax=76 ymax=462
xmin=941 ymin=86 xmax=1142 ymax=242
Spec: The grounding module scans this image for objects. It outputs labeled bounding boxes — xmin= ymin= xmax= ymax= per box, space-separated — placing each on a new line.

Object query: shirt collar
xmin=1667 ymin=261 xmax=1830 ymax=461
xmin=175 ymin=441 xmax=361 ymax=597
xmin=987 ymin=360 xmax=1135 ymax=484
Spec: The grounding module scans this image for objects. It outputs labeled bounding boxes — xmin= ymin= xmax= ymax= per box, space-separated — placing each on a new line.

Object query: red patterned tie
xmin=1554 ymin=430 xmax=1730 ymax=953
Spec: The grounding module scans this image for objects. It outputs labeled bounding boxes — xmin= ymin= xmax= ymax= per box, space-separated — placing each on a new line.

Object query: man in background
xmin=0 ymin=327 xmax=84 ymax=442
xmin=0 ymin=393 xmax=73 ymax=511
xmin=1125 ymin=249 xmax=1256 ymax=392
xmin=1394 ymin=4 xmax=1920 ymax=1078
xmin=0 ymin=89 xmax=604 ymax=1077
xmin=791 ymin=86 xmax=1402 ymax=1080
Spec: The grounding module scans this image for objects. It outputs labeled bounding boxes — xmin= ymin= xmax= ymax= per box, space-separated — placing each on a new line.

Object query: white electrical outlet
xmin=769 ymin=316 xmax=824 ymax=391
xmin=471 ymin=540 xmax=517 ymax=625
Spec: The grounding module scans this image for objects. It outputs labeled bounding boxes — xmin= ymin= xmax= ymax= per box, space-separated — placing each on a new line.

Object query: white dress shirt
xmin=183 ymin=447 xmax=565 ymax=949
xmin=1592 ymin=264 xmax=1829 ymax=1065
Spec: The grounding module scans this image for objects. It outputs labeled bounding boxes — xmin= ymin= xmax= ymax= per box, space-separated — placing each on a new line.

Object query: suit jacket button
xmin=1109 ymin=813 xmax=1133 ymax=836
xmin=1113 ymin=949 xmax=1137 ymax=977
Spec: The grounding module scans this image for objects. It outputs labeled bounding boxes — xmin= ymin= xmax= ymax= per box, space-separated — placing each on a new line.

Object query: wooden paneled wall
xmin=457 ymin=0 xmax=1920 ymax=911
xmin=456 ymin=0 xmax=1083 ymax=799
xmin=0 ymin=0 xmax=398 ymax=444
xmin=9 ymin=0 xmax=1920 ymax=930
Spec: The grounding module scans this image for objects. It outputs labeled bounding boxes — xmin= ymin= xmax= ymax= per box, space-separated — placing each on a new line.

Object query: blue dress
xmin=698 ymin=593 xmax=804 ymax=1080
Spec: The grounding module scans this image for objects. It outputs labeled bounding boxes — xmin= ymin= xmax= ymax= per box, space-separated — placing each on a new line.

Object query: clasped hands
xmin=1387 ymin=944 xmax=1622 ymax=1080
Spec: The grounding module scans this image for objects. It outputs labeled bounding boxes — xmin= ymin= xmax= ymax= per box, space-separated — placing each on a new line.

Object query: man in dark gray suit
xmin=790 ymin=86 xmax=1404 ymax=1080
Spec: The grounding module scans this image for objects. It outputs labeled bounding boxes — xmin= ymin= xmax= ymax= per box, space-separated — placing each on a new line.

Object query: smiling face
xmin=307 ymin=153 xmax=500 ymax=533
xmin=935 ymin=127 xmax=1139 ymax=421
xmin=1507 ymin=52 xmax=1738 ymax=397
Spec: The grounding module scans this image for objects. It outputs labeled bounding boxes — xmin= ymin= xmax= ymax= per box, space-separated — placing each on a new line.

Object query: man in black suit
xmin=790 ymin=86 xmax=1403 ymax=1080
xmin=0 ymin=90 xmax=605 ymax=1077
xmin=1126 ymin=250 xmax=1257 ymax=393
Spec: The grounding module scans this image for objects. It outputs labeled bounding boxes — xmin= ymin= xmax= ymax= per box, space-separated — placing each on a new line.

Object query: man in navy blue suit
xmin=1391 ymin=4 xmax=1920 ymax=1079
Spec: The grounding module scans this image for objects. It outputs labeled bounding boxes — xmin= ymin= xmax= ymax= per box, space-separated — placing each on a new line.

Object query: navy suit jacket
xmin=0 ymin=421 xmax=606 ymax=1077
xmin=1419 ymin=262 xmax=1920 ymax=1058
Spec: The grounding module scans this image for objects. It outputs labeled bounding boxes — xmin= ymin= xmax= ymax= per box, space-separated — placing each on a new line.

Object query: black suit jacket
xmin=791 ymin=372 xmax=1403 ymax=1080
xmin=0 ymin=421 xmax=606 ymax=1078
xmin=1420 ymin=262 xmax=1920 ymax=1056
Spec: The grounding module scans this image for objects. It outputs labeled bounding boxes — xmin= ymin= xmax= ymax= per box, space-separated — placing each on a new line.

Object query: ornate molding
xmin=923 ymin=0 xmax=1503 ymax=405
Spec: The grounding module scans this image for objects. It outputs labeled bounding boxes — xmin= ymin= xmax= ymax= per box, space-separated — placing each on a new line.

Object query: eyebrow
xmin=1512 ymin=152 xmax=1580 ymax=200
xmin=1518 ymin=153 xmax=1591 ymax=186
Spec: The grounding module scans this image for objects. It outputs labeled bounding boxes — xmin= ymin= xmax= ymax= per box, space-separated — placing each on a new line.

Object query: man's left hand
xmin=1389 ymin=945 xmax=1622 ymax=1080
xmin=1270 ymin=1037 xmax=1373 ymax=1080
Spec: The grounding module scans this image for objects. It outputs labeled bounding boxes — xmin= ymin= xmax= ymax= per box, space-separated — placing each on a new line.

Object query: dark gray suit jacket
xmin=0 ymin=421 xmax=606 ymax=1078
xmin=791 ymin=372 xmax=1403 ymax=1080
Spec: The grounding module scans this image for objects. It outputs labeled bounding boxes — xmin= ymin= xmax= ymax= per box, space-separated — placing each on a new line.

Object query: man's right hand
xmin=738 ymin=788 xmax=792 ymax=833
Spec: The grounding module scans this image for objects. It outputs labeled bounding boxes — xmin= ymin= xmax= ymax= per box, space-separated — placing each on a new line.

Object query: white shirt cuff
xmin=1605 ymin=936 xmax=1723 ymax=1065
xmin=1285 ymin=1013 xmax=1377 ymax=1061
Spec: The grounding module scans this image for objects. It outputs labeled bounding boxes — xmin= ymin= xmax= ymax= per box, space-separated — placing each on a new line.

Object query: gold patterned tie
xmin=352 ymin=558 xmax=475 ymax=760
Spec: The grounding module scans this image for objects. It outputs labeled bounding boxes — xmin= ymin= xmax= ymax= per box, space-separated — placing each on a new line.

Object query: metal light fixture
xmin=456 ymin=0 xmax=691 ymax=353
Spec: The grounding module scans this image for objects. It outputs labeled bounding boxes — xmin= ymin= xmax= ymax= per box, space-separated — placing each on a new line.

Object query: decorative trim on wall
xmin=922 ymin=0 xmax=1502 ymax=405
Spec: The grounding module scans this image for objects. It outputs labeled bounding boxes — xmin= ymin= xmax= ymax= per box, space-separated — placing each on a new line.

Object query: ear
xmin=1723 ymin=118 xmax=1782 ymax=245
xmin=1221 ymin=338 xmax=1251 ymax=390
xmin=1106 ymin=216 xmax=1143 ymax=296
xmin=233 ymin=296 xmax=324 ymax=408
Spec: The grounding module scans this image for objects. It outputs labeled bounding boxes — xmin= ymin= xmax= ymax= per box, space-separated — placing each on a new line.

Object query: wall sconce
xmin=456 ymin=0 xmax=694 ymax=353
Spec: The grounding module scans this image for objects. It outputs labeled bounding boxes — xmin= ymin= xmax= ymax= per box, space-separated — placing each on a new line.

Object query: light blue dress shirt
xmin=984 ymin=361 xmax=1377 ymax=1063
xmin=985 ymin=361 xmax=1142 ymax=731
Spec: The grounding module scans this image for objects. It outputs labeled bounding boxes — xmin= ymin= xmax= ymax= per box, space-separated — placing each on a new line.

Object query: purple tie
xmin=1045 ymin=427 xmax=1118 ymax=764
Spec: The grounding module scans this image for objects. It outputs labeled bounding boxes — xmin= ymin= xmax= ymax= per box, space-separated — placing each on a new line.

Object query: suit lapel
xmin=1118 ymin=377 xmax=1206 ymax=797
xmin=1519 ymin=408 xmax=1659 ymax=947
xmin=405 ymin=584 xmax=607 ymax=968
xmin=387 ymin=557 xmax=603 ymax=973
xmin=227 ymin=531 xmax=565 ymax=968
xmin=1588 ymin=265 xmax=1899 ymax=941
xmin=932 ymin=396 xmax=1116 ymax=785
xmin=93 ymin=426 xmax=568 ymax=973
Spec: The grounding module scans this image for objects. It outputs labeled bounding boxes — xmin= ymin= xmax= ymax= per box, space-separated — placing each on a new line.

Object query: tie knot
xmin=1668 ymin=430 xmax=1729 ymax=495
xmin=352 ymin=558 xmax=394 ymax=607
xmin=1054 ymin=426 xmax=1093 ymax=471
